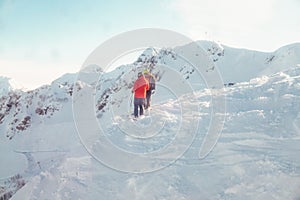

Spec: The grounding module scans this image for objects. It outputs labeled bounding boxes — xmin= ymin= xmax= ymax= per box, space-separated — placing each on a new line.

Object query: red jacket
xmin=133 ymin=76 xmax=149 ymax=98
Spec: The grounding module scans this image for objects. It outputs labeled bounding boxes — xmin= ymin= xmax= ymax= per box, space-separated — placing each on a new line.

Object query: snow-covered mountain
xmin=0 ymin=77 xmax=23 ymax=96
xmin=198 ymin=41 xmax=300 ymax=83
xmin=1 ymin=41 xmax=300 ymax=199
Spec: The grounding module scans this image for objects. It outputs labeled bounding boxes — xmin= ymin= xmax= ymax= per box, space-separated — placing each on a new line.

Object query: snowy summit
xmin=1 ymin=41 xmax=300 ymax=199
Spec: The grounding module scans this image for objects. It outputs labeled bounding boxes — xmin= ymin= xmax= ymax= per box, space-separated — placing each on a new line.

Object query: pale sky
xmin=0 ymin=0 xmax=299 ymax=89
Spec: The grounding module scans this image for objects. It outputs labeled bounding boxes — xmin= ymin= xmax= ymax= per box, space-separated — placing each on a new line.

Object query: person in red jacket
xmin=132 ymin=72 xmax=149 ymax=118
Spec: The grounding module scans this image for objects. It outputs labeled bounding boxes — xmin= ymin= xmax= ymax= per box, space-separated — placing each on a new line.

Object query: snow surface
xmin=1 ymin=41 xmax=300 ymax=199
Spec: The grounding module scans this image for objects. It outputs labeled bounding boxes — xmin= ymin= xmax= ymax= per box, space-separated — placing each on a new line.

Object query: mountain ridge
xmin=1 ymin=41 xmax=300 ymax=140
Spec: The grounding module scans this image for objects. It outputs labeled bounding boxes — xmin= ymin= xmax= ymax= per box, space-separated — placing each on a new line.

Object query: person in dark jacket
xmin=143 ymin=69 xmax=156 ymax=109
xmin=132 ymin=72 xmax=149 ymax=118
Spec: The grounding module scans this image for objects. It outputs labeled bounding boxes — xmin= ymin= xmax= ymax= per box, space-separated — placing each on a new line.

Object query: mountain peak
xmin=135 ymin=47 xmax=159 ymax=63
xmin=0 ymin=76 xmax=23 ymax=95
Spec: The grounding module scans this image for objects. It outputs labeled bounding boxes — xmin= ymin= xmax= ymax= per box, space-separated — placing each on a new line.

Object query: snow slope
xmin=0 ymin=41 xmax=300 ymax=199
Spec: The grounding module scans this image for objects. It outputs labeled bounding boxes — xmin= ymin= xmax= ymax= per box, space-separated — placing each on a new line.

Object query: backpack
xmin=146 ymin=74 xmax=156 ymax=90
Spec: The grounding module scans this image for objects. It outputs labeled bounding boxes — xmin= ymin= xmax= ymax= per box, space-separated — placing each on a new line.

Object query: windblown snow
xmin=1 ymin=41 xmax=300 ymax=200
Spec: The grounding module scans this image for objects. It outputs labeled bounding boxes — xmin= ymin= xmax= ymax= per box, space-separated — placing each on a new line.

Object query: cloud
xmin=171 ymin=0 xmax=275 ymax=48
xmin=0 ymin=59 xmax=77 ymax=90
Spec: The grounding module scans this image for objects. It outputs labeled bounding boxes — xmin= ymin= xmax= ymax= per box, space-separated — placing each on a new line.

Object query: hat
xmin=143 ymin=69 xmax=149 ymax=74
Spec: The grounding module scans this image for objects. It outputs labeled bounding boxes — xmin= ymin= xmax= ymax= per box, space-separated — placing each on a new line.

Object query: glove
xmin=151 ymin=90 xmax=155 ymax=94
